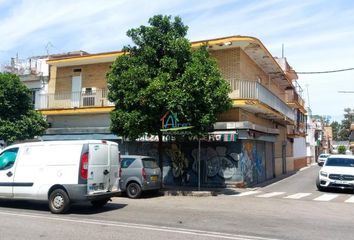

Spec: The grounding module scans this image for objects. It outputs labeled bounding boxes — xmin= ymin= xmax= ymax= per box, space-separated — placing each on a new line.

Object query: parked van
xmin=0 ymin=140 xmax=120 ymax=214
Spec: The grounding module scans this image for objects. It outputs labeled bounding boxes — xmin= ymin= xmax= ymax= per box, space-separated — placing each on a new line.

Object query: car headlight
xmin=320 ymin=171 xmax=328 ymax=177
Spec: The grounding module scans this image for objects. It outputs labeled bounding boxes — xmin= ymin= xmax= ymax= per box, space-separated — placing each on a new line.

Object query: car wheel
xmin=91 ymin=198 xmax=110 ymax=208
xmin=49 ymin=189 xmax=70 ymax=214
xmin=316 ymin=177 xmax=324 ymax=192
xmin=127 ymin=182 xmax=142 ymax=199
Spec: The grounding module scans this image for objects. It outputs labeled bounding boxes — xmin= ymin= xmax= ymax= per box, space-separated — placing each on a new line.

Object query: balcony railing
xmin=232 ymin=80 xmax=296 ymax=122
xmin=36 ymin=88 xmax=114 ymax=110
xmin=285 ymin=89 xmax=305 ymax=108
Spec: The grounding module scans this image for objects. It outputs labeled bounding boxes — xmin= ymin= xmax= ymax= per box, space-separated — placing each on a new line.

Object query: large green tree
xmin=338 ymin=108 xmax=354 ymax=141
xmin=330 ymin=121 xmax=340 ymax=141
xmin=107 ymin=15 xmax=232 ymax=170
xmin=0 ymin=73 xmax=48 ymax=145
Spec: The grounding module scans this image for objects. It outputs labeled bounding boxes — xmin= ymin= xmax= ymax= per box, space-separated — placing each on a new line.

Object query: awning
xmin=41 ymin=133 xmax=121 ymax=141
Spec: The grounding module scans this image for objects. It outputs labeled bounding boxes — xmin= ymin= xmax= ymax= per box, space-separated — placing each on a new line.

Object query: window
xmin=0 ymin=148 xmax=19 ymax=170
xmin=121 ymin=158 xmax=136 ymax=168
xmin=325 ymin=158 xmax=354 ymax=167
xmin=142 ymin=158 xmax=159 ymax=169
xmin=31 ymin=90 xmax=36 ymax=109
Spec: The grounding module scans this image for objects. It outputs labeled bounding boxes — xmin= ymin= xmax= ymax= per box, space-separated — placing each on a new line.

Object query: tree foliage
xmin=107 ymin=15 xmax=232 ymax=141
xmin=330 ymin=121 xmax=340 ymax=141
xmin=337 ymin=145 xmax=346 ymax=154
xmin=0 ymin=73 xmax=48 ymax=144
xmin=337 ymin=108 xmax=354 ymax=141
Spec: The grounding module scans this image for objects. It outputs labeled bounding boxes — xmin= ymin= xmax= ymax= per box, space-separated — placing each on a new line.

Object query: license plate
xmin=150 ymin=176 xmax=158 ymax=182
xmin=334 ymin=180 xmax=349 ymax=185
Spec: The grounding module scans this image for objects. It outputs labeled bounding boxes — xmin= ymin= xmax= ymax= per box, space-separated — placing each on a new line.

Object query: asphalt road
xmin=262 ymin=163 xmax=322 ymax=193
xmin=0 ymin=165 xmax=353 ymax=240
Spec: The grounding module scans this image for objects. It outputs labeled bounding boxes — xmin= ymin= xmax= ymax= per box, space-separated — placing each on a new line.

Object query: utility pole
xmin=306 ymin=84 xmax=311 ymax=111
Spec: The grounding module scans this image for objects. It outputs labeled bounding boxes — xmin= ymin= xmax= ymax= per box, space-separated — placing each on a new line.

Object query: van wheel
xmin=127 ymin=182 xmax=142 ymax=199
xmin=49 ymin=189 xmax=70 ymax=214
xmin=91 ymin=199 xmax=110 ymax=208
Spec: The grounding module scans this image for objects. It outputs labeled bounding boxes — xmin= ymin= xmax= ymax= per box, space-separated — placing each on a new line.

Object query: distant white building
xmin=2 ymin=51 xmax=88 ymax=110
xmin=2 ymin=55 xmax=49 ymax=109
xmin=306 ymin=108 xmax=316 ymax=163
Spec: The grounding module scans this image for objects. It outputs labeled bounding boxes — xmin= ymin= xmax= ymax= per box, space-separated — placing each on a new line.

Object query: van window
xmin=142 ymin=158 xmax=159 ymax=169
xmin=121 ymin=158 xmax=136 ymax=168
xmin=0 ymin=148 xmax=19 ymax=170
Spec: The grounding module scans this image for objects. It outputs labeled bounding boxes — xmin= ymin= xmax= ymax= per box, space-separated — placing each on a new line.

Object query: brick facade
xmin=49 ymin=62 xmax=111 ymax=93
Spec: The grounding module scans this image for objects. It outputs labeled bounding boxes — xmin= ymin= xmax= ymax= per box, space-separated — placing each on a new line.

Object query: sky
xmin=0 ymin=0 xmax=353 ymax=122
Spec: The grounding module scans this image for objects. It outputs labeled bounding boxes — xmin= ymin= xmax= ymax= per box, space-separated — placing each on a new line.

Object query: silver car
xmin=120 ymin=155 xmax=161 ymax=198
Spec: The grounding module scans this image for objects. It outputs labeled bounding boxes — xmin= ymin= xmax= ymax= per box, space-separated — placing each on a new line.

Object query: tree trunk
xmin=158 ymin=131 xmax=163 ymax=186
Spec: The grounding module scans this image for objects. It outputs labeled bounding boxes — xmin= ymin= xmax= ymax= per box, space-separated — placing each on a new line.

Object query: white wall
xmin=293 ymin=137 xmax=307 ymax=158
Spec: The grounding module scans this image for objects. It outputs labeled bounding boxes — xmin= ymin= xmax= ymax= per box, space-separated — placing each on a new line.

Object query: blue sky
xmin=0 ymin=0 xmax=353 ymax=121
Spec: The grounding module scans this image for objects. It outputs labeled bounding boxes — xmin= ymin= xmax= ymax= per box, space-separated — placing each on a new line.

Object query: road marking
xmin=313 ymin=194 xmax=339 ymax=201
xmin=344 ymin=196 xmax=354 ymax=203
xmin=256 ymin=192 xmax=285 ymax=198
xmin=0 ymin=210 xmax=282 ymax=240
xmin=284 ymin=193 xmax=312 ymax=199
xmin=232 ymin=191 xmax=262 ymax=197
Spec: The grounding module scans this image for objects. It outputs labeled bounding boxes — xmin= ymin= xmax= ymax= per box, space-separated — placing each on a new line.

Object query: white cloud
xmin=1 ymin=0 xmax=353 ymax=119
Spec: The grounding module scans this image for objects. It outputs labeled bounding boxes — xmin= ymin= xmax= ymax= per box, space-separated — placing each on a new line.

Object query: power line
xmin=297 ymin=67 xmax=354 ymax=74
xmin=338 ymin=91 xmax=354 ymax=93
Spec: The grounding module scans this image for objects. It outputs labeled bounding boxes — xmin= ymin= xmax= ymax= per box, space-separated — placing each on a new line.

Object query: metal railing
xmin=285 ymin=89 xmax=305 ymax=108
xmin=232 ymin=80 xmax=296 ymax=121
xmin=36 ymin=88 xmax=114 ymax=110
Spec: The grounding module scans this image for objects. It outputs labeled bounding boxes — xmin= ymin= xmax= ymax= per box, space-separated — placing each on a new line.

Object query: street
xmin=0 ymin=164 xmax=354 ymax=240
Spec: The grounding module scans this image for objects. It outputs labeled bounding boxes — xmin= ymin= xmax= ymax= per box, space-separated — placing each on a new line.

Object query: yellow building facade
xmin=40 ymin=36 xmax=307 ymax=187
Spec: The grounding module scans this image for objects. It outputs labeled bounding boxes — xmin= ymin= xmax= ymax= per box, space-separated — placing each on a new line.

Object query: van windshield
xmin=142 ymin=158 xmax=159 ymax=169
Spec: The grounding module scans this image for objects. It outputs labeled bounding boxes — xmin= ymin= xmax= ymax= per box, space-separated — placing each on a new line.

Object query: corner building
xmin=40 ymin=36 xmax=307 ymax=187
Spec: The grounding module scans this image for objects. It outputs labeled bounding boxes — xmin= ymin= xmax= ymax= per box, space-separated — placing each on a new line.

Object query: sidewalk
xmin=161 ymin=186 xmax=248 ymax=197
xmin=161 ymin=164 xmax=316 ymax=197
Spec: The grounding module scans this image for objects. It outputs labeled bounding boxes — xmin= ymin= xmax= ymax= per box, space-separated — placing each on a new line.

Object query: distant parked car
xmin=317 ymin=153 xmax=330 ymax=166
xmin=316 ymin=155 xmax=354 ymax=191
xmin=120 ymin=155 xmax=161 ymax=198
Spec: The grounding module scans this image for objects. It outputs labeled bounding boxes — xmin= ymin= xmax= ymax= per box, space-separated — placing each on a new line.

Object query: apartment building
xmin=2 ymin=55 xmax=49 ymax=109
xmin=39 ymin=36 xmax=306 ymax=187
xmin=2 ymin=51 xmax=88 ymax=110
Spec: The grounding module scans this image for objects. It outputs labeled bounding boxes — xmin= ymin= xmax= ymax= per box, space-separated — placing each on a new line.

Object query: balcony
xmin=285 ymin=89 xmax=305 ymax=109
xmin=37 ymin=88 xmax=114 ymax=114
xmin=231 ymin=80 xmax=296 ymax=123
xmin=287 ymin=124 xmax=306 ymax=138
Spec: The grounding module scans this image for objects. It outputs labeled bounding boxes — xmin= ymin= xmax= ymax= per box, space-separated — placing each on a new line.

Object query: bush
xmin=338 ymin=145 xmax=346 ymax=154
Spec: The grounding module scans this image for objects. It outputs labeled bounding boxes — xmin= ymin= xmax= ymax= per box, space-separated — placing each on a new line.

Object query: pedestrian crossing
xmin=231 ymin=190 xmax=354 ymax=203
xmin=284 ymin=193 xmax=312 ymax=199
xmin=313 ymin=194 xmax=339 ymax=202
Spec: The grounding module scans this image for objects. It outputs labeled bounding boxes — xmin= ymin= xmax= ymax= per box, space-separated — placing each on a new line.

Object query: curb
xmin=162 ymin=189 xmax=216 ymax=197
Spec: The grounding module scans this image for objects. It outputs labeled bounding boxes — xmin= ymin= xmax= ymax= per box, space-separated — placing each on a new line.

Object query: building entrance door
xmin=71 ymin=75 xmax=81 ymax=108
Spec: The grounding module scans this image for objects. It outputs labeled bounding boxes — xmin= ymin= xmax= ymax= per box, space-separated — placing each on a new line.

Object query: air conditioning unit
xmin=82 ymin=87 xmax=96 ymax=106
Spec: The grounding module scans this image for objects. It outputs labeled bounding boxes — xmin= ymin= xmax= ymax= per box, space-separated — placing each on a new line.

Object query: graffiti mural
xmin=240 ymin=141 xmax=265 ymax=184
xmin=191 ymin=146 xmax=240 ymax=180
xmin=166 ymin=144 xmax=190 ymax=184
xmin=122 ymin=140 xmax=268 ymax=187
xmin=240 ymin=142 xmax=254 ymax=183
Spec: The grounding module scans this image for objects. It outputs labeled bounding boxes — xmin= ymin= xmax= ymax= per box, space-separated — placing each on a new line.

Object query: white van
xmin=0 ymin=140 xmax=120 ymax=214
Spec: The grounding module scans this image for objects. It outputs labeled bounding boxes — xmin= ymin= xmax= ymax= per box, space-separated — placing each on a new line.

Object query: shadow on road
xmin=117 ymin=190 xmax=165 ymax=199
xmin=318 ymin=188 xmax=354 ymax=194
xmin=0 ymin=199 xmax=127 ymax=215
